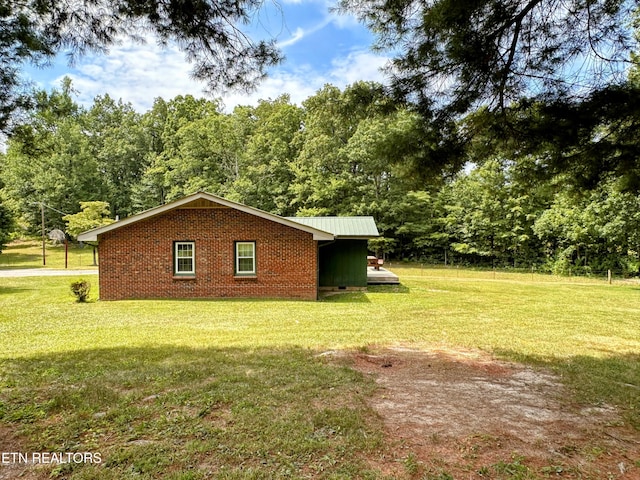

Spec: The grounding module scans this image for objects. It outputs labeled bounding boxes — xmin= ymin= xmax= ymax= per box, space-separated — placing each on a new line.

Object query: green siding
xmin=318 ymin=240 xmax=368 ymax=287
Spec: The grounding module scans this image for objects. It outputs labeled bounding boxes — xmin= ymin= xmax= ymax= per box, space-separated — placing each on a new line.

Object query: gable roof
xmin=77 ymin=192 xmax=335 ymax=242
xmin=287 ymin=217 xmax=379 ymax=239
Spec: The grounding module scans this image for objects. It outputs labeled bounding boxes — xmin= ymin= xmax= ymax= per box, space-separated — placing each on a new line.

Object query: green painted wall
xmin=318 ymin=240 xmax=368 ymax=287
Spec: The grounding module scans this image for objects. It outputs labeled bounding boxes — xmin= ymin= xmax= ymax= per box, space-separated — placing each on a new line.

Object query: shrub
xmin=70 ymin=279 xmax=91 ymax=302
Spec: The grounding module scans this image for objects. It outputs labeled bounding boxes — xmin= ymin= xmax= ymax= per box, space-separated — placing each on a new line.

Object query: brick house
xmin=78 ymin=192 xmax=379 ymax=300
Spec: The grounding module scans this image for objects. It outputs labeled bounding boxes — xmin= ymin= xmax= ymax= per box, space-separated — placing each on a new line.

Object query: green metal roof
xmin=287 ymin=216 xmax=379 ymax=239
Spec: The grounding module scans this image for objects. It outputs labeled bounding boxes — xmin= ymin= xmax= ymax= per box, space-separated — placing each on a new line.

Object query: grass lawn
xmin=1 ymin=263 xmax=639 ymax=478
xmin=0 ymin=239 xmax=98 ymax=270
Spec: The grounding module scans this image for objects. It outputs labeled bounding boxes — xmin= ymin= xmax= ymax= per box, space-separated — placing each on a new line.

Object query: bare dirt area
xmin=347 ymin=347 xmax=640 ymax=479
xmin=0 ymin=426 xmax=37 ymax=480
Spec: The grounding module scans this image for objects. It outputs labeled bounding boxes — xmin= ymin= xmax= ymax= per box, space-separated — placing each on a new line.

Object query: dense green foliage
xmin=2 ymin=78 xmax=640 ymax=275
xmin=63 ymin=202 xmax=114 ymax=239
xmin=340 ymin=0 xmax=640 ymax=190
xmin=3 ymin=2 xmax=640 ymax=273
xmin=0 ymin=200 xmax=14 ymax=253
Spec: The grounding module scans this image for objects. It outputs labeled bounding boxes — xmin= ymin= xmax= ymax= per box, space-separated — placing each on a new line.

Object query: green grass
xmin=0 ymin=239 xmax=98 ymax=270
xmin=1 ymin=265 xmax=639 ymax=478
xmin=1 ymin=346 xmax=382 ymax=479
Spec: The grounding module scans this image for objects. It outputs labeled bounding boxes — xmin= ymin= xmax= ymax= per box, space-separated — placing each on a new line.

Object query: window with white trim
xmin=235 ymin=241 xmax=256 ymax=275
xmin=174 ymin=241 xmax=195 ymax=275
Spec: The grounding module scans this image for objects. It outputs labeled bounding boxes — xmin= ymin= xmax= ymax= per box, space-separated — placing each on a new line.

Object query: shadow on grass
xmin=320 ymin=291 xmax=372 ymax=303
xmin=0 ymin=286 xmax=34 ymax=295
xmin=0 ymin=246 xmax=43 ymax=268
xmin=367 ymin=284 xmax=410 ymax=294
xmin=141 ymin=296 xmax=333 ymax=304
xmin=0 ymin=346 xmax=384 ymax=479
xmin=0 ymin=260 xmax=42 ymax=270
xmin=496 ymin=349 xmax=640 ymax=430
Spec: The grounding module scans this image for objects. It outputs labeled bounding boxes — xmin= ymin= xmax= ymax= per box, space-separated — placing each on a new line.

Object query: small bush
xmin=70 ymin=279 xmax=91 ymax=302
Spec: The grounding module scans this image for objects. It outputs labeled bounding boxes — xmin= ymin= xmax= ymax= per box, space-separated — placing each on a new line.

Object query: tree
xmin=342 ymin=0 xmax=636 ymax=117
xmin=63 ymin=201 xmax=114 ymax=238
xmin=0 ymin=149 xmax=15 ymax=250
xmin=442 ymin=159 xmax=545 ymax=267
xmin=132 ymin=95 xmax=221 ymax=209
xmin=389 ymin=190 xmax=440 ymax=260
xmin=1 ymin=79 xmax=104 ymax=233
xmin=84 ymin=95 xmax=151 ymax=219
xmin=63 ymin=201 xmax=115 ymax=265
xmin=231 ymin=96 xmax=303 ymax=216
xmin=465 ymin=85 xmax=640 ymax=190
xmin=0 ymin=201 xmax=14 ymax=253
xmin=533 ymin=179 xmax=640 ymax=274
xmin=290 ymin=82 xmax=411 ymax=216
xmin=165 ymin=109 xmax=247 ymax=198
xmin=134 ymin=95 xmax=248 ymax=204
xmin=0 ymin=0 xmax=283 ymax=134
xmin=341 ymin=0 xmax=640 ymax=188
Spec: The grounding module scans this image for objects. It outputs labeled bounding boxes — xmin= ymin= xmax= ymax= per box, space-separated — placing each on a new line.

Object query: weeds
xmin=0 ymin=347 xmax=383 ymax=478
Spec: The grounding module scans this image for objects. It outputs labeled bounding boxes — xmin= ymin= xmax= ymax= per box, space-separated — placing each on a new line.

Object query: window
xmin=174 ymin=242 xmax=195 ymax=275
xmin=235 ymin=241 xmax=256 ymax=275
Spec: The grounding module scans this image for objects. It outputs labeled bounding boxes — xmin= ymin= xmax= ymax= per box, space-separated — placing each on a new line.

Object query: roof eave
xmin=77 ymin=232 xmax=98 ymax=242
xmin=335 ymin=235 xmax=379 ymax=240
xmin=77 ymin=192 xmax=335 ymax=242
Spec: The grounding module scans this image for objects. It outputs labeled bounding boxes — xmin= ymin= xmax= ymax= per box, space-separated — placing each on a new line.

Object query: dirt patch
xmin=0 ymin=426 xmax=39 ymax=480
xmin=346 ymin=347 xmax=640 ymax=479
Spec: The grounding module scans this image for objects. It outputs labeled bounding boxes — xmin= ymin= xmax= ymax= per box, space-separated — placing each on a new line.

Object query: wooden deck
xmin=367 ymin=266 xmax=400 ymax=285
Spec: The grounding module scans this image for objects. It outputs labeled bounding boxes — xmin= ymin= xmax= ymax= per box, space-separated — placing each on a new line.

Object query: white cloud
xmin=37 ymin=37 xmax=389 ymax=115
xmin=50 ymin=41 xmax=206 ymax=112
xmin=326 ymin=9 xmax=361 ymax=30
xmin=276 ymin=27 xmax=306 ymax=48
xmin=315 ymin=0 xmax=363 ymax=29
xmin=220 ymin=72 xmax=319 ymax=110
xmin=276 ymin=15 xmax=337 ymax=49
xmin=223 ymin=49 xmax=390 ymax=109
xmin=328 ymin=50 xmax=390 ymax=85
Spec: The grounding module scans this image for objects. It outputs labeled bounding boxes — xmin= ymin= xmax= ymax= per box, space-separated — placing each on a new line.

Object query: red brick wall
xmin=98 ymin=207 xmax=318 ymax=300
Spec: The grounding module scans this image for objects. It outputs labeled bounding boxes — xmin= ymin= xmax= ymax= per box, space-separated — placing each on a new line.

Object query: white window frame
xmin=235 ymin=241 xmax=256 ymax=275
xmin=174 ymin=241 xmax=195 ymax=275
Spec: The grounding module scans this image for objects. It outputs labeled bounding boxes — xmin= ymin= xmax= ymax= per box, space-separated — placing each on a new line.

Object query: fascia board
xmin=77 ymin=192 xmax=334 ymax=242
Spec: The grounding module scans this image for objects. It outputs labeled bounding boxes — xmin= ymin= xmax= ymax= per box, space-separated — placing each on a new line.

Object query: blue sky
xmin=23 ymin=0 xmax=391 ymax=113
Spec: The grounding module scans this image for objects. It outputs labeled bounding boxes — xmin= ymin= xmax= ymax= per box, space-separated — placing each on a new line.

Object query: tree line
xmin=1 ymin=77 xmax=639 ymax=275
xmin=2 ymin=0 xmax=639 ymax=276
